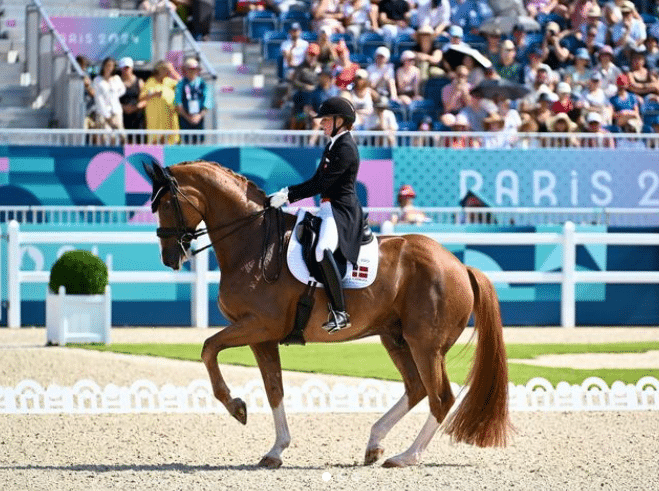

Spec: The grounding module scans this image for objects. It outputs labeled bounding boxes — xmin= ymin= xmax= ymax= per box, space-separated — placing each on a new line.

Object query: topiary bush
xmin=49 ymin=250 xmax=109 ymax=295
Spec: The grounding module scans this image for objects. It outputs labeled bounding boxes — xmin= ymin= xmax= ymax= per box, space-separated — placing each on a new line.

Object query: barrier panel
xmin=5 ymin=220 xmax=659 ymax=328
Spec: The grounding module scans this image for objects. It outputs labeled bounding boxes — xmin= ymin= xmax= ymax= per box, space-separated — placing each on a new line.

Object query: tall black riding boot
xmin=317 ymin=249 xmax=351 ymax=333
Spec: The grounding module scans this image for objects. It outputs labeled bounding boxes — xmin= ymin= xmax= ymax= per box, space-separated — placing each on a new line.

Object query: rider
xmin=268 ymin=96 xmax=363 ymax=334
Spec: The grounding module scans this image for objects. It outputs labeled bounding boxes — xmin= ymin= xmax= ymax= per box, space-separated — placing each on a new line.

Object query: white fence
xmin=1 ymin=376 xmax=657 ymax=414
xmin=3 ymin=220 xmax=659 ymax=329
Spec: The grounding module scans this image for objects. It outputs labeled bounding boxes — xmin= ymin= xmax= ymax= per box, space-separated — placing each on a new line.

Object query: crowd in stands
xmin=266 ymin=0 xmax=659 ymax=146
xmin=77 ymin=55 xmax=213 ymax=145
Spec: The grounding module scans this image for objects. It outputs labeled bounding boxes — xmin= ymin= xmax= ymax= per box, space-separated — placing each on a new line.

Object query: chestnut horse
xmin=143 ymin=160 xmax=510 ymax=468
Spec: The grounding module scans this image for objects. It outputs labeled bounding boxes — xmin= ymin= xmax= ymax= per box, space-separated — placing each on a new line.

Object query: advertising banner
xmin=50 ymin=16 xmax=153 ymax=62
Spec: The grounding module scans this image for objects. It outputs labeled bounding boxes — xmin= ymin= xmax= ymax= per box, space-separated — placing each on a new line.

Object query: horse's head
xmin=143 ymin=161 xmax=205 ymax=270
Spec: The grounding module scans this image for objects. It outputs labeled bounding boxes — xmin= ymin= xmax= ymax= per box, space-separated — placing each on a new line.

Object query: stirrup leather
xmin=322 ymin=305 xmax=351 ymax=334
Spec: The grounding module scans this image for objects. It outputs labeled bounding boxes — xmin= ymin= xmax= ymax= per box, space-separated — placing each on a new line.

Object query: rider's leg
xmin=315 ymin=201 xmax=350 ymax=333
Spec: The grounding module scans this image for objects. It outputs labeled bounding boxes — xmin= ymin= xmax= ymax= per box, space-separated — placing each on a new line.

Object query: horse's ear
xmin=143 ymin=161 xmax=166 ymax=184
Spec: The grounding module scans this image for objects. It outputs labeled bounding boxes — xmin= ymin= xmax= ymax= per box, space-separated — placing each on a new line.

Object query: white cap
xmin=587 ymin=111 xmax=602 ymax=123
xmin=118 ymin=57 xmax=133 ymax=69
xmin=374 ymin=46 xmax=390 ymax=60
xmin=557 ymin=81 xmax=571 ymax=94
xmin=400 ymin=50 xmax=415 ymax=61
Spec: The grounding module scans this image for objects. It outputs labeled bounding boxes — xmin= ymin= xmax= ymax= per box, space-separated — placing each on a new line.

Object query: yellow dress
xmin=141 ymin=76 xmax=180 ymax=144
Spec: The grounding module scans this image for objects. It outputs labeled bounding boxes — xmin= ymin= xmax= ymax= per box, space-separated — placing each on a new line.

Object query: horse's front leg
xmin=251 ymin=341 xmax=290 ymax=469
xmin=200 ymin=318 xmax=267 ymax=424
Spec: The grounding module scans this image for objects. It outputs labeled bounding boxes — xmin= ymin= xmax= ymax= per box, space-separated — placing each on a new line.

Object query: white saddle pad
xmin=286 ymin=209 xmax=378 ymax=289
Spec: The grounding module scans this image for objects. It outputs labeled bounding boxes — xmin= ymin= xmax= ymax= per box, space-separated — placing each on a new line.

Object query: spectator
xmin=569 ymin=0 xmax=598 ymax=33
xmin=413 ymin=114 xmax=434 ymax=146
xmin=482 ymin=28 xmax=502 ymax=63
xmin=512 ymin=23 xmax=534 ymax=66
xmin=291 ymin=44 xmax=322 ymax=92
xmin=525 ymin=0 xmax=559 ymax=19
xmin=316 ymin=27 xmax=338 ymax=66
xmin=564 ymin=47 xmax=593 ymax=95
xmin=482 ymin=112 xmax=509 ymax=148
xmin=175 ymin=57 xmax=212 ymax=144
xmin=450 ymin=0 xmax=493 ymax=34
xmin=603 ymin=0 xmax=625 ymax=25
xmin=645 ymin=35 xmax=659 ymax=70
xmin=118 ymin=57 xmax=145 ymax=143
xmin=628 ymin=48 xmax=658 ymax=96
xmin=413 ymin=24 xmax=444 ymax=83
xmin=366 ymin=46 xmax=398 ymax=101
xmin=312 ymin=0 xmax=345 ymax=34
xmin=611 ymin=1 xmax=646 ymax=53
xmin=583 ymin=25 xmax=604 ymax=62
xmin=610 ymin=73 xmax=642 ymax=126
xmin=416 ymin=0 xmax=451 ymax=37
xmin=332 ymin=40 xmax=360 ymax=90
xmin=463 ymin=52 xmax=485 ymax=86
xmin=442 ymin=64 xmax=472 ymax=114
xmin=343 ymin=0 xmax=372 ymax=39
xmin=76 ymin=55 xmax=97 ymax=135
xmin=307 ymin=68 xmax=340 ymax=144
xmin=374 ymin=0 xmax=414 ymax=43
xmin=617 ymin=116 xmax=645 ymax=148
xmin=546 ymin=112 xmax=579 ymax=147
xmin=395 ymin=50 xmax=422 ymax=106
xmin=541 ymin=21 xmax=570 ymax=71
xmin=518 ymin=112 xmax=540 ymax=148
xmin=520 ymin=63 xmax=556 ymax=113
xmin=390 ymin=184 xmax=427 ymax=224
xmin=495 ymin=39 xmax=523 ymax=83
xmin=442 ymin=24 xmax=468 ymax=52
xmin=140 ymin=60 xmax=181 ymax=144
xmin=92 ymin=57 xmax=125 ymax=144
xmin=281 ymin=23 xmax=309 ymax=78
xmin=551 ymin=81 xmax=575 ymax=116
xmin=289 ymin=69 xmax=317 ymax=129
xmin=595 ymin=45 xmax=623 ymax=97
xmin=582 ymin=110 xmax=615 ymax=147
xmin=498 ymin=97 xmax=522 ymax=134
xmin=366 ymin=97 xmax=398 ymax=146
xmin=350 ymin=68 xmax=374 ymax=129
xmin=533 ymin=90 xmax=556 ymax=131
xmin=524 ymin=49 xmax=558 ymax=88
xmin=460 ymin=85 xmax=494 ymax=131
xmin=448 ymin=113 xmax=481 ymax=148
xmin=583 ymin=72 xmax=614 ymax=124
xmin=580 ymin=4 xmax=607 ymax=47
xmin=138 ymin=0 xmax=177 ymax=13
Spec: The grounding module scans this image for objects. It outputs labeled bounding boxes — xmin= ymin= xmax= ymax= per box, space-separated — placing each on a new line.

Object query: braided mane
xmin=175 ymin=160 xmax=267 ymax=203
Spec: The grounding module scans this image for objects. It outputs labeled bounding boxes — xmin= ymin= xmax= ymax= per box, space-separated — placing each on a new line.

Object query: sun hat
xmin=401 ymin=50 xmax=416 ymax=61
xmin=374 ymin=46 xmax=390 ymax=60
xmin=118 ymin=57 xmax=134 ymax=69
xmin=183 ymin=57 xmax=199 ymax=69
xmin=557 ymin=81 xmax=571 ymax=94
xmin=548 ymin=112 xmax=577 ymax=132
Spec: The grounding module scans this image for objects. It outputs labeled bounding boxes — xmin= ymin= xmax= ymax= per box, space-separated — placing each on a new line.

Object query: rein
xmin=155 ymin=169 xmax=285 ymax=281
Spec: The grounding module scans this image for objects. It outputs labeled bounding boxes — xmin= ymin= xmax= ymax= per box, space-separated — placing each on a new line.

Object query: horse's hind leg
xmin=382 ymin=341 xmax=455 ymax=468
xmin=364 ymin=333 xmax=427 ymax=465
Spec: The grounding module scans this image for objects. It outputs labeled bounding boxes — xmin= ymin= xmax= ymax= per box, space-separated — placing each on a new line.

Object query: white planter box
xmin=46 ymin=285 xmax=111 ymax=345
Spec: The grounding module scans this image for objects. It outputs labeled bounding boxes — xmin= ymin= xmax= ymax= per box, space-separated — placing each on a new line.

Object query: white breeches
xmin=315 ymin=201 xmax=339 ymax=262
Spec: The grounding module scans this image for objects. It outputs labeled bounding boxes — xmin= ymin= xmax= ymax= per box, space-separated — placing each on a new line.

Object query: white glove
xmin=268 ymin=187 xmax=289 ymax=208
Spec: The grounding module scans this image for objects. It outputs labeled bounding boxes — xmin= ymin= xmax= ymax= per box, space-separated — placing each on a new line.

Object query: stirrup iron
xmin=322 ymin=304 xmax=351 ymax=334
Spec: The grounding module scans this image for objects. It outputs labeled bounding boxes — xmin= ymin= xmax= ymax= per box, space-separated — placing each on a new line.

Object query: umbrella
xmin=443 ymin=44 xmax=492 ymax=70
xmin=478 ymin=15 xmax=540 ymax=35
xmin=470 ymin=78 xmax=530 ymax=100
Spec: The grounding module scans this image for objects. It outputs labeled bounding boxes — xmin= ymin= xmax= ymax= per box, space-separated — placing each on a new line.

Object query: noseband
xmin=153 ymin=168 xmax=284 ymax=282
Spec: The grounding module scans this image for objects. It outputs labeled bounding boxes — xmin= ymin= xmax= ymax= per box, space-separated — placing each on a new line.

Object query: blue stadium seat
xmin=408 ymin=98 xmax=437 ymax=125
xmin=391 ymin=32 xmax=416 ymax=57
xmin=536 ymin=12 xmax=567 ymax=30
xmin=330 ymin=32 xmax=356 ymax=52
xmin=423 ymin=77 xmax=451 ymax=114
xmin=397 ymin=121 xmax=417 ymax=131
xmin=358 ymin=31 xmax=386 ymax=60
xmin=641 ymin=13 xmax=658 ymax=25
xmin=262 ymin=30 xmax=288 ymax=61
xmin=432 ymin=121 xmax=450 ymax=131
xmin=245 ymin=11 xmax=277 ymax=42
xmin=525 ymin=32 xmax=544 ymax=48
xmin=604 ymin=124 xmax=621 ymax=133
xmin=463 ymin=33 xmax=486 ymax=51
xmin=349 ymin=53 xmax=371 ymax=66
xmin=300 ymin=30 xmax=318 ymax=42
xmin=279 ymin=10 xmax=311 ymax=32
xmin=642 ymin=123 xmax=654 ymax=133
xmin=389 ymin=99 xmax=406 ymax=123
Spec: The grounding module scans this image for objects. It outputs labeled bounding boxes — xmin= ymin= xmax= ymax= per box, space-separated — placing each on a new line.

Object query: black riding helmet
xmin=315 ymin=96 xmax=356 ymax=136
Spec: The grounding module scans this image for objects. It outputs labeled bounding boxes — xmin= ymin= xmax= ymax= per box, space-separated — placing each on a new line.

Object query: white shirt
xmin=92 ymin=75 xmax=126 ymax=119
xmin=416 ymin=0 xmax=450 ymax=30
xmin=328 ymin=129 xmax=350 ymax=150
xmin=280 ymin=38 xmax=309 ymax=69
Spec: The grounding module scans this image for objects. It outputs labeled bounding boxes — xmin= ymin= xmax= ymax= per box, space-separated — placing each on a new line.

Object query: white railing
xmin=2 ymin=128 xmax=659 ymax=148
xmin=4 ymin=220 xmax=659 ymax=329
xmin=3 ymin=205 xmax=659 ymax=227
xmin=1 ymin=376 xmax=657 ymax=414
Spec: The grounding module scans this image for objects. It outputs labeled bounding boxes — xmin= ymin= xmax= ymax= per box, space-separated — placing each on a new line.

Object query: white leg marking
xmin=366 ymin=394 xmax=410 ymax=451
xmin=265 ymin=403 xmax=291 ymax=461
xmin=385 ymin=414 xmax=440 ymax=467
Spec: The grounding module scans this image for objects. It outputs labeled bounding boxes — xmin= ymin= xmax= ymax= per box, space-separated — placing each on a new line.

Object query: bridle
xmin=154 ymin=168 xmax=284 ymax=282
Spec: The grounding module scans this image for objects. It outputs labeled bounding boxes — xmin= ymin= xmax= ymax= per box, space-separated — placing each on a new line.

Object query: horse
xmin=143 ymin=159 xmax=510 ymax=469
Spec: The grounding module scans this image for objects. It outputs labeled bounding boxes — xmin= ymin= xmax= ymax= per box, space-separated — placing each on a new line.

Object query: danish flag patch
xmin=352 ymin=265 xmax=369 ymax=279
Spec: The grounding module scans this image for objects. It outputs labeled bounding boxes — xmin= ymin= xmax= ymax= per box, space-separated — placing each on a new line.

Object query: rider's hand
xmin=268 ymin=187 xmax=289 ymax=208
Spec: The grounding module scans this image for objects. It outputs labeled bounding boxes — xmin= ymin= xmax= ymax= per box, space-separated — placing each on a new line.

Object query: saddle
xmin=295 ymin=211 xmax=374 ymax=281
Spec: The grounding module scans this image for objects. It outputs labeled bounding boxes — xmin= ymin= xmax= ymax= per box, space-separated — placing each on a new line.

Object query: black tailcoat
xmin=287 ymin=131 xmax=363 ymax=264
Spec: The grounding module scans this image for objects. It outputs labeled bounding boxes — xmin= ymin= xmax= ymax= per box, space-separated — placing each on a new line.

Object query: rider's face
xmin=321 ymin=116 xmax=343 ymax=136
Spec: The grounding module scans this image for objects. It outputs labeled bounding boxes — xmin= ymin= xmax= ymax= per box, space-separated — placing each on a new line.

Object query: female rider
xmin=268 ymin=96 xmax=362 ymax=334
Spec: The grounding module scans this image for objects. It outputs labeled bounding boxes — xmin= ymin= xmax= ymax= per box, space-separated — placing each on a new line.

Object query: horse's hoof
xmin=258 ymin=456 xmax=283 ymax=469
xmin=382 ymin=457 xmax=409 ymax=468
xmin=364 ymin=447 xmax=384 ymax=465
xmin=229 ymin=398 xmax=247 ymax=425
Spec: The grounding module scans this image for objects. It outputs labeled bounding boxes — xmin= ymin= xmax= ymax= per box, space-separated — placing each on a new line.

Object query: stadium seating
xmin=391 ymin=32 xmax=416 ymax=57
xmin=408 ymin=98 xmax=437 ymax=125
xmin=279 ymin=10 xmax=311 ymax=32
xmin=349 ymin=53 xmax=371 ymax=67
xmin=389 ymin=99 xmax=406 ymax=123
xmin=330 ymin=32 xmax=356 ymax=52
xmin=423 ymin=77 xmax=450 ymax=114
xmin=245 ymin=10 xmax=277 ymax=42
xmin=262 ymin=30 xmax=288 ymax=61
xmin=358 ymin=31 xmax=386 ymax=60
xmin=300 ymin=30 xmax=318 ymax=43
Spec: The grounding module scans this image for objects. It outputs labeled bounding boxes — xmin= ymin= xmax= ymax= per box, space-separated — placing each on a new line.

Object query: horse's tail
xmin=444 ymin=266 xmax=510 ymax=447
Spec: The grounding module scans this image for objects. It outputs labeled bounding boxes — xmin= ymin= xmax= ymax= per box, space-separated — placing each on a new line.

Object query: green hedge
xmin=49 ymin=250 xmax=108 ymax=295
